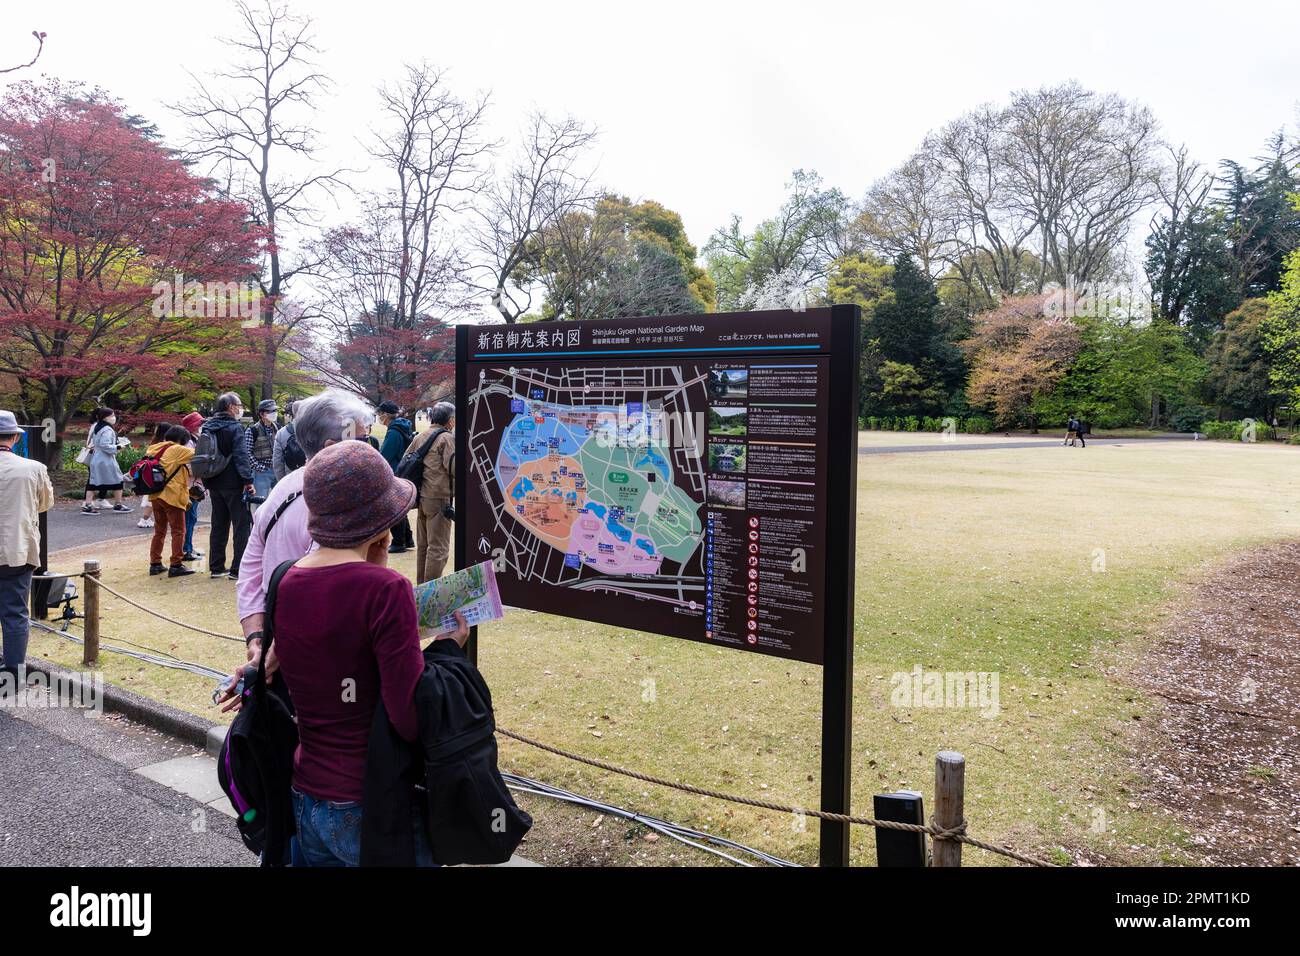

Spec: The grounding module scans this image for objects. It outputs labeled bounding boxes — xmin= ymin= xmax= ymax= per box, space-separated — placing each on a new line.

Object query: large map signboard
xmin=456 ymin=307 xmax=857 ymax=667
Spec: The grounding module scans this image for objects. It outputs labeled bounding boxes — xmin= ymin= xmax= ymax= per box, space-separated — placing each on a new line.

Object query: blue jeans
xmin=252 ymin=470 xmax=276 ymax=501
xmin=0 ymin=566 xmax=33 ymax=674
xmin=183 ymin=500 xmax=199 ymax=553
xmin=290 ymin=788 xmax=437 ymax=867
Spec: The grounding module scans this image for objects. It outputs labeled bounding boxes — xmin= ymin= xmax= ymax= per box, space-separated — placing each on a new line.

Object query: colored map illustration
xmin=466 ymin=363 xmax=708 ymax=615
xmin=497 ymin=403 xmax=700 ymax=575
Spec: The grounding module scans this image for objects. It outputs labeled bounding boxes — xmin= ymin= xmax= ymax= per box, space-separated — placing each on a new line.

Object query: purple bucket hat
xmin=302 ymin=440 xmax=417 ymax=549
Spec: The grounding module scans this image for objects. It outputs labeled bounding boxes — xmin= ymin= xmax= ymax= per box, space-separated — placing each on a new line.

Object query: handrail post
xmin=932 ymin=750 xmax=965 ymax=867
xmin=82 ymin=560 xmax=100 ymax=666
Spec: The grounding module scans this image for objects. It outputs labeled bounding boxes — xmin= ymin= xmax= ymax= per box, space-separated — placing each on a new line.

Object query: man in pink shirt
xmin=229 ymin=390 xmax=378 ymax=687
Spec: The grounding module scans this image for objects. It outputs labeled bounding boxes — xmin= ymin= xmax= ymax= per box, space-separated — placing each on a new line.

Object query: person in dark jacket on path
xmin=268 ymin=440 xmax=468 ymax=867
xmin=202 ymin=392 xmax=255 ymax=579
xmin=376 ymin=401 xmax=415 ymax=553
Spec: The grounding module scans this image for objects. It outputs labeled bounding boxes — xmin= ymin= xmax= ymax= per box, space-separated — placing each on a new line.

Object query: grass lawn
xmin=30 ymin=435 xmax=1300 ymax=865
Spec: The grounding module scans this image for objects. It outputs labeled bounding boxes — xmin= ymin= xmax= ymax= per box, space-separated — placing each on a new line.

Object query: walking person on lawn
xmin=146 ymin=426 xmax=198 ymax=578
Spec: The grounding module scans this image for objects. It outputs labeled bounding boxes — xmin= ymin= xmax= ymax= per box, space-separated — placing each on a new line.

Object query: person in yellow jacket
xmin=146 ymin=426 xmax=198 ymax=578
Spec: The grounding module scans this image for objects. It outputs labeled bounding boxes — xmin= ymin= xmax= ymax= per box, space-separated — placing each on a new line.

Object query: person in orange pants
xmin=146 ymin=426 xmax=198 ymax=578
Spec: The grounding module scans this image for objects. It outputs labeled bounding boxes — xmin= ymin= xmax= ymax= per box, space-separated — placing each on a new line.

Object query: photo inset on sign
xmin=708 ymin=442 xmax=747 ymax=474
xmin=706 ymin=367 xmax=748 ymax=401
xmin=707 ymin=478 xmax=747 ymax=510
xmin=708 ymin=405 xmax=747 ymax=437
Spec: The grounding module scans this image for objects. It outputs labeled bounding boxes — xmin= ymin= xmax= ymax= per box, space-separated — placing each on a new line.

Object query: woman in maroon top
xmin=271 ymin=439 xmax=466 ymax=867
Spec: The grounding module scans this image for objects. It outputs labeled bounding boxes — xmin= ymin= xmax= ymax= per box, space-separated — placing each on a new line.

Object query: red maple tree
xmin=0 ymin=79 xmax=264 ymax=466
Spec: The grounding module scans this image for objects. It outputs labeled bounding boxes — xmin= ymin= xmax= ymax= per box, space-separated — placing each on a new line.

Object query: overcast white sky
xmin=5 ymin=0 xmax=1299 ymax=253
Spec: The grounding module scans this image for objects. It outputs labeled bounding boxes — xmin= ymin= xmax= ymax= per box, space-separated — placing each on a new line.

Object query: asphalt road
xmin=44 ymin=498 xmax=211 ymax=555
xmin=0 ymin=686 xmax=250 ymax=867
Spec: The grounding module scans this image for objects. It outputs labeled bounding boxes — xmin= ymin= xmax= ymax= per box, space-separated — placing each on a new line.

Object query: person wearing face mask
xmin=245 ymin=400 xmax=280 ymax=503
xmin=200 ymin=392 xmax=255 ymax=579
xmin=81 ymin=407 xmax=132 ymax=515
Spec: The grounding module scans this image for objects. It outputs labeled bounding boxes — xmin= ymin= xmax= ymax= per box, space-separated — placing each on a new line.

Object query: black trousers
xmin=391 ymin=513 xmax=414 ymax=549
xmin=208 ymin=485 xmax=252 ymax=573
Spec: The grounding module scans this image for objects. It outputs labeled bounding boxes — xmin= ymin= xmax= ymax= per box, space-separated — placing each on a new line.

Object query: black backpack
xmin=281 ymin=422 xmax=306 ymax=472
xmin=394 ymin=428 xmax=448 ymax=505
xmin=191 ymin=428 xmax=231 ymax=481
xmin=360 ymin=638 xmax=532 ymax=866
xmin=416 ymin=640 xmax=532 ymax=864
xmin=216 ymin=560 xmax=298 ymax=865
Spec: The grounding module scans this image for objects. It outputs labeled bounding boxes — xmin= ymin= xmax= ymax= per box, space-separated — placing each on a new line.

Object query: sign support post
xmin=819 ymin=303 xmax=859 ymax=867
xmin=454 ymin=323 xmax=477 ymax=665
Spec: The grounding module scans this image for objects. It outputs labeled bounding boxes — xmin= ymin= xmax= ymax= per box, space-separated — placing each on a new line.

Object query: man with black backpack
xmin=194 ymin=392 xmax=255 ymax=580
xmin=398 ymin=401 xmax=455 ymax=584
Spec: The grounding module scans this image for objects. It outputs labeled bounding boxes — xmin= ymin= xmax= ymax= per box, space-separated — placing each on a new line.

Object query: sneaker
xmin=80 ymin=505 xmax=99 ymax=516
xmin=388 ymin=545 xmax=408 ymax=554
xmin=111 ymin=504 xmax=134 ymax=514
xmin=209 ymin=568 xmax=228 ymax=578
xmin=148 ymin=564 xmax=165 ymax=576
xmin=181 ymin=551 xmax=202 ymax=562
xmin=227 ymin=571 xmax=239 ymax=581
xmin=96 ymin=499 xmax=110 ymax=510
xmin=168 ymin=565 xmax=196 ymax=578
xmin=137 ymin=517 xmax=154 ymax=528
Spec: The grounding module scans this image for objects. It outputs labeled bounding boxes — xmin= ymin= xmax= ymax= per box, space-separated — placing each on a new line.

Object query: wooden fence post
xmin=932 ymin=750 xmax=965 ymax=867
xmin=82 ymin=560 xmax=100 ymax=666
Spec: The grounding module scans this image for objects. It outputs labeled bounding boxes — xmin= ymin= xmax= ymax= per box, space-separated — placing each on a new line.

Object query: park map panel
xmin=462 ymin=310 xmax=835 ymax=664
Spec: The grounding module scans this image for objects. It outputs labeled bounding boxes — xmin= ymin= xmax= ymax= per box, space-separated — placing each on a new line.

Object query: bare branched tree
xmin=473 ymin=112 xmax=598 ymax=323
xmin=171 ymin=0 xmax=348 ymax=400
xmin=864 ymin=83 xmax=1164 ymax=308
xmin=860 ymin=149 xmax=955 ymax=278
xmin=368 ymin=61 xmax=492 ymax=330
xmin=309 ymin=63 xmax=487 ymax=402
xmin=1001 ymin=83 xmax=1162 ymax=289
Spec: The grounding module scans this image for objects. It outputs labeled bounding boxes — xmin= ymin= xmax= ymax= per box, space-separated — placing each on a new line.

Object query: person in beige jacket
xmin=0 ymin=410 xmax=55 ymax=679
xmin=405 ymin=402 xmax=455 ymax=583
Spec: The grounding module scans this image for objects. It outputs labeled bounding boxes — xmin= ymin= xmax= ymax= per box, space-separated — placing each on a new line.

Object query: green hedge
xmin=1199 ymin=420 xmax=1277 ymax=442
xmin=861 ymin=415 xmax=993 ymax=434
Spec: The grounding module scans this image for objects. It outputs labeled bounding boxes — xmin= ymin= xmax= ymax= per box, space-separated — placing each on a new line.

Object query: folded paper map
xmin=414 ymin=560 xmax=503 ymax=636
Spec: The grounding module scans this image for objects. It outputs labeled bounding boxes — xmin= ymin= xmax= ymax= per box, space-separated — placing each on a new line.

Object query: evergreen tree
xmin=1220 ymin=134 xmax=1300 ymax=299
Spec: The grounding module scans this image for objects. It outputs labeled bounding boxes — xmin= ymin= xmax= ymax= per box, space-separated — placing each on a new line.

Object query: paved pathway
xmin=43 ymin=499 xmax=212 ymax=555
xmin=0 ymin=679 xmax=249 ymax=867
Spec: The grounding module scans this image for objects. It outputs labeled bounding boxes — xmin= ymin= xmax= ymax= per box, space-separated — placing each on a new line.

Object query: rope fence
xmin=36 ymin=559 xmax=1057 ymax=868
xmin=494 ymin=727 xmax=1055 ymax=867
